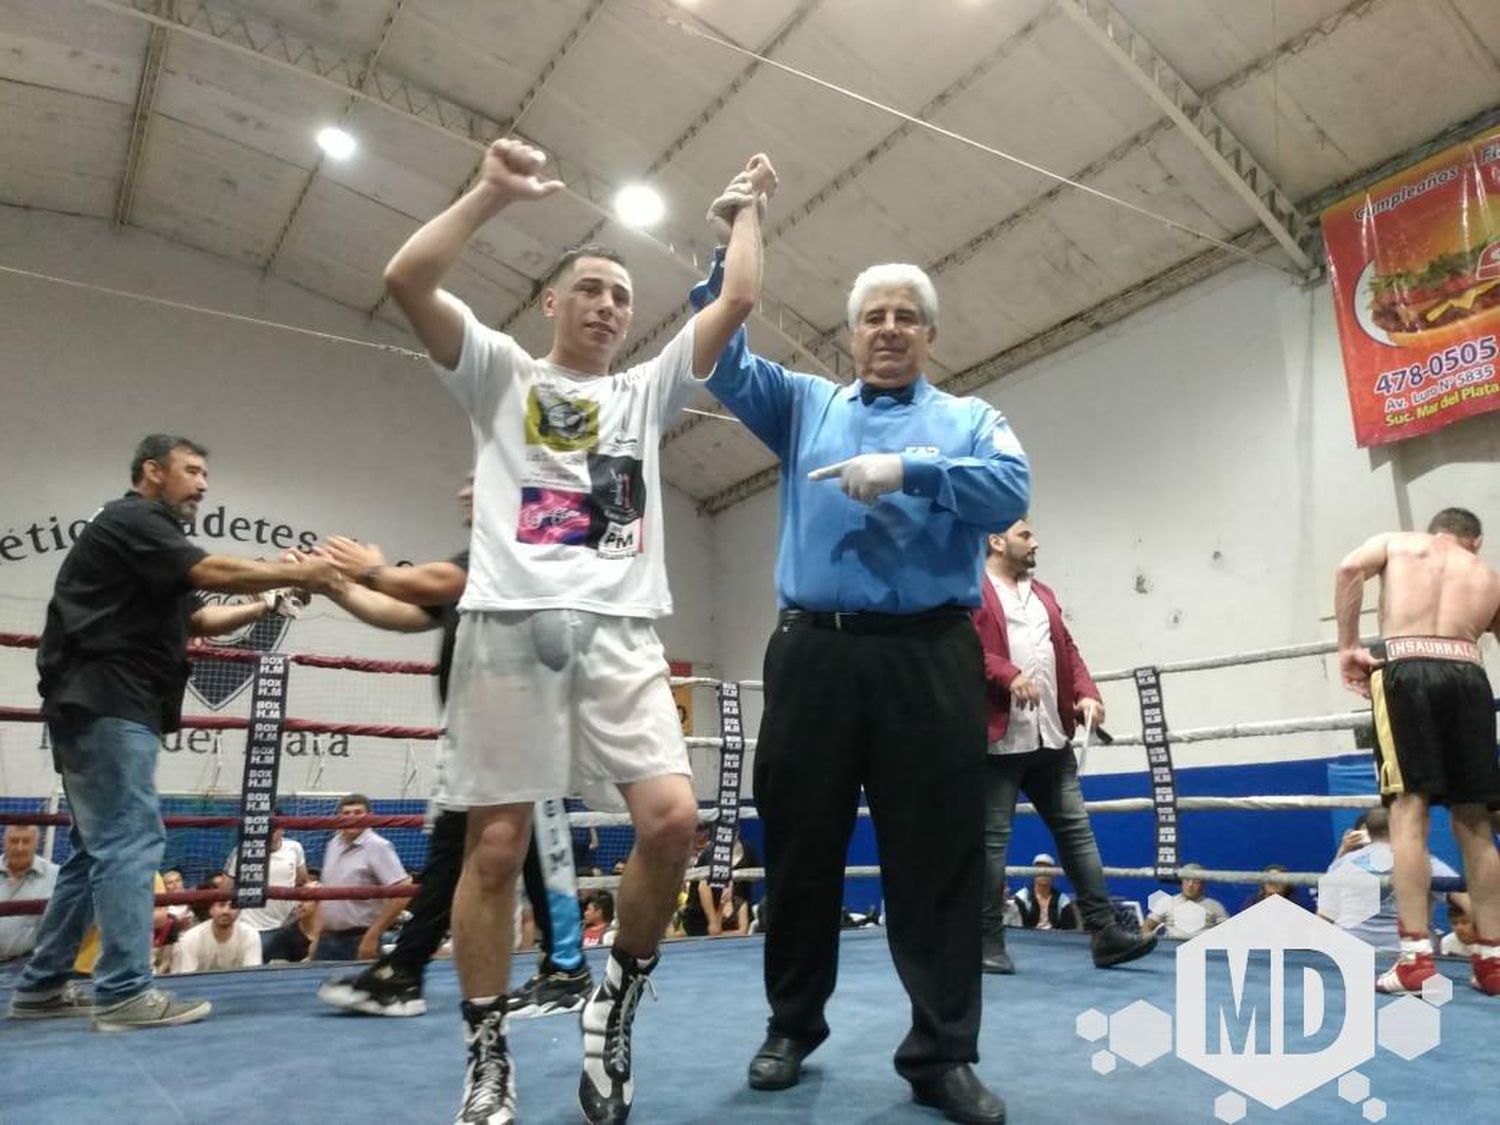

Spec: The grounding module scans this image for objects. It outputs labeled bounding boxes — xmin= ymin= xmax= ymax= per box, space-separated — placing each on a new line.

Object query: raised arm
xmin=689 ymin=155 xmax=777 ymax=376
xmin=1335 ymin=533 xmax=1395 ymax=698
xmin=692 ymin=254 xmax=804 ymax=460
xmin=384 ymin=139 xmax=563 ymax=368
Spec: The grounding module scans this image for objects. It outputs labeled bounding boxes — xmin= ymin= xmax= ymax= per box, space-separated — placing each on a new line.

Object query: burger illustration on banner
xmin=1355 ymin=231 xmax=1500 ymax=348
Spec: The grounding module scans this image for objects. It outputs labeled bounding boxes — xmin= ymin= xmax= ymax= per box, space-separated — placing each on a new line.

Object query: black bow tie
xmin=859 ymin=382 xmax=916 ymax=406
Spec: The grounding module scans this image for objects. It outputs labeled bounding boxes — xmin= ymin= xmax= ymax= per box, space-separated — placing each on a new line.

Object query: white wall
xmin=0 ymin=208 xmax=718 ymax=798
xmin=7 ymin=209 xmax=1496 ymax=799
xmin=710 ymin=261 xmax=1500 ymax=776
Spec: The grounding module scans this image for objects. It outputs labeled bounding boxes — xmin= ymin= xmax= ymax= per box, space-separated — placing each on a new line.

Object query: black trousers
xmin=754 ymin=612 xmax=987 ymax=1084
xmin=385 ymin=810 xmax=561 ymax=979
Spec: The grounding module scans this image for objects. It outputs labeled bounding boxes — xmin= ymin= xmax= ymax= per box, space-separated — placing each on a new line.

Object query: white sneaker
xmin=93 ymin=988 xmax=211 ymax=1032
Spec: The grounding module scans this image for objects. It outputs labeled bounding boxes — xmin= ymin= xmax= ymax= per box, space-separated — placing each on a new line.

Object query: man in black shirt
xmin=9 ymin=434 xmax=340 ymax=1032
xmin=315 ymin=478 xmax=591 ymax=1020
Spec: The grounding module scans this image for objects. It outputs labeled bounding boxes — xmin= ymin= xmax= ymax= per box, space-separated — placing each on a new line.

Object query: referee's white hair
xmin=846 ymin=263 xmax=939 ymax=330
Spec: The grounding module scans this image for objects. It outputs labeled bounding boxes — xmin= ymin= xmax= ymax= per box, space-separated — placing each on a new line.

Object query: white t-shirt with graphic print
xmin=435 ymin=300 xmax=702 ymax=619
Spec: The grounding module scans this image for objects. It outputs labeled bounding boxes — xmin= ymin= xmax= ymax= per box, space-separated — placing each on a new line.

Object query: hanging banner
xmin=232 ymin=654 xmax=288 ymax=908
xmin=1322 ymin=126 xmax=1500 ymax=447
xmin=1132 ymin=667 xmax=1180 ymax=880
xmin=709 ymin=681 xmax=744 ymax=889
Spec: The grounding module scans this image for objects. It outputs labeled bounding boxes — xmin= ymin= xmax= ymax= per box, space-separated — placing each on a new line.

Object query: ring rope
xmin=0 ymin=882 xmax=417 ymax=917
xmin=0 ymin=706 xmax=439 ymax=741
xmin=1093 ymin=638 xmax=1357 ymax=683
xmin=0 ymin=793 xmax=1384 ymax=833
xmin=0 ymin=859 xmax=1461 ymax=910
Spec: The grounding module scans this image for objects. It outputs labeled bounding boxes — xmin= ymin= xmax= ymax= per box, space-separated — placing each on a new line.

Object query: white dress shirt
xmin=990 ymin=574 xmax=1067 ymax=755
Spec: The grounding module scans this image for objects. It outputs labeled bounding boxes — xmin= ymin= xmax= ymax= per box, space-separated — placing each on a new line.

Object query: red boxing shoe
xmin=1376 ymin=952 xmax=1437 ymax=994
xmin=1470 ymin=939 xmax=1500 ymax=996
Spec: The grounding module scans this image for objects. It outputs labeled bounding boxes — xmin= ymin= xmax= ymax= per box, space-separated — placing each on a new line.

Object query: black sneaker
xmin=508 ymin=963 xmax=594 ymax=1020
xmin=317 ymin=959 xmax=426 ymax=1017
xmin=1091 ymin=923 xmax=1158 ymax=969
xmin=579 ymin=949 xmax=658 ymax=1123
xmin=457 ymin=999 xmax=516 ymax=1124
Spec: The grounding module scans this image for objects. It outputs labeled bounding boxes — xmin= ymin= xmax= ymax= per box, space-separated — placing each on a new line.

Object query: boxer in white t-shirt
xmin=383 ymin=138 xmax=776 ymax=1125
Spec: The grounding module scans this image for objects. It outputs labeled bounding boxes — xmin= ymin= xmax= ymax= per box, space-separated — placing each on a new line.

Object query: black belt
xmin=780 ymin=605 xmax=971 ymax=635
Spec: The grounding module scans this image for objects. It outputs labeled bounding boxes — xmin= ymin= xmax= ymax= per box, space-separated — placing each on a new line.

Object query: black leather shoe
xmin=911 ymin=1065 xmax=1006 ymax=1124
xmin=747 ymin=1032 xmax=822 ymax=1091
xmin=980 ymin=937 xmax=1015 ymax=975
xmin=1091 ymin=923 xmax=1158 ymax=968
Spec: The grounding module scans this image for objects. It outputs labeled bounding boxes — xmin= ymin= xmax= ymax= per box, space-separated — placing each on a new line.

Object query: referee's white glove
xmin=807 ymin=454 xmax=905 ymax=505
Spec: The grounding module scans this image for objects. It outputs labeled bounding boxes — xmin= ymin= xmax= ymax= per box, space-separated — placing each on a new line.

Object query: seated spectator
xmin=581 ymin=891 xmax=615 ymax=948
xmin=1440 ymin=893 xmax=1478 ymax=956
xmin=258 ymin=880 xmax=320 ymax=964
xmin=190 ymin=872 xmax=233 ymax=924
xmin=161 ymin=869 xmax=194 ymax=926
xmin=173 ymin=889 xmax=262 ymax=973
xmin=225 ymin=824 xmax=309 ymax=960
xmin=1142 ymin=864 xmax=1228 ymax=939
xmin=680 ymin=836 xmax=760 ymax=938
xmin=689 ymin=820 xmax=711 ymax=861
xmin=312 ymin=793 xmax=411 ymax=962
xmin=1013 ymin=853 xmax=1080 ymax=931
xmin=1320 ymin=807 xmax=1457 ymax=952
xmin=1237 ymin=864 xmax=1313 ymax=914
xmin=1 ymin=825 xmax=58 ymax=963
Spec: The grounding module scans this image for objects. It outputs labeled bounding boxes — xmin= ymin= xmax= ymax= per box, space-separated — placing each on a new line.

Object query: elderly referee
xmin=693 ymin=240 xmax=1029 ymax=1124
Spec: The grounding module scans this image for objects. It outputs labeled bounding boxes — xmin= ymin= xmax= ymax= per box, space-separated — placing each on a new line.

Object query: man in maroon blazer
xmin=973 ymin=518 xmax=1156 ymax=973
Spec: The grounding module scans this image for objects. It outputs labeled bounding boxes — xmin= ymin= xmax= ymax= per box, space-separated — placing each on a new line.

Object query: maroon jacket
xmin=972 ymin=574 xmax=1102 ymax=747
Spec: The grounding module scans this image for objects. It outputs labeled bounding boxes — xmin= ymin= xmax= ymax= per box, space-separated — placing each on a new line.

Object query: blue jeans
xmin=313 ymin=929 xmax=366 ymax=962
xmin=15 ymin=715 xmax=165 ymax=1006
xmin=981 ymin=746 xmax=1114 ymax=937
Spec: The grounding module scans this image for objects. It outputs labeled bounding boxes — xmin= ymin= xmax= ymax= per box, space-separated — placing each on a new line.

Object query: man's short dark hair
xmin=589 ymin=890 xmax=615 ymax=924
xmin=1364 ymin=806 xmax=1391 ymax=840
xmin=130 ymin=434 xmax=208 ymax=484
xmin=339 ymin=793 xmax=371 ymax=811
xmin=1428 ymin=507 xmax=1482 ymax=540
xmin=549 ymin=243 xmax=627 ymax=284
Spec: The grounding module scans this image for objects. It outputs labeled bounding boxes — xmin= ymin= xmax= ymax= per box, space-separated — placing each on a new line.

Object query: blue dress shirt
xmin=692 ymin=255 xmax=1030 ymax=613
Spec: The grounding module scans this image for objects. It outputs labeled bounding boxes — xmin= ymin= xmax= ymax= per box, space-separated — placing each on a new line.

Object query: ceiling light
xmin=316 ymin=126 xmax=356 ymax=160
xmin=613 ymin=183 xmax=665 ymax=229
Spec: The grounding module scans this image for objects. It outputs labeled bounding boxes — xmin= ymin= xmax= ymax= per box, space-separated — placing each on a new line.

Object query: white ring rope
xmin=564 ymin=793 xmax=1377 ymax=829
xmin=580 ymin=863 xmax=1455 ymax=892
xmin=668 ymin=633 xmax=1390 ymax=695
xmin=676 ymin=713 xmax=1374 ymax=755
xmin=1105 ymin=710 xmax=1373 ymax=746
xmin=1092 ymin=638 xmax=1356 ymax=683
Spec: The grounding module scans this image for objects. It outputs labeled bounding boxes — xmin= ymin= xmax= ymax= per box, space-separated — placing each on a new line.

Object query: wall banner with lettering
xmin=1322 ymin=126 xmax=1500 ymax=447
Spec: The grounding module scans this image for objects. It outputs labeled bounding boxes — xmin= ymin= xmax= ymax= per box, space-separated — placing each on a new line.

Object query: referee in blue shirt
xmin=693 ymin=237 xmax=1028 ymax=1123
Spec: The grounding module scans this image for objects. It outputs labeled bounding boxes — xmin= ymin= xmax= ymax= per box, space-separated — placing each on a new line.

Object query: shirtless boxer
xmin=1335 ymin=506 xmax=1500 ymax=995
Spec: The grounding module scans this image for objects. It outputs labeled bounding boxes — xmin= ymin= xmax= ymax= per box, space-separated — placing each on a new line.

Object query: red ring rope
xmin=0 ymin=812 xmax=429 ymax=830
xmin=0 ymin=706 xmax=438 ymax=740
xmin=0 ymin=632 xmax=437 ymax=676
xmin=0 ymin=882 xmax=419 ymax=917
